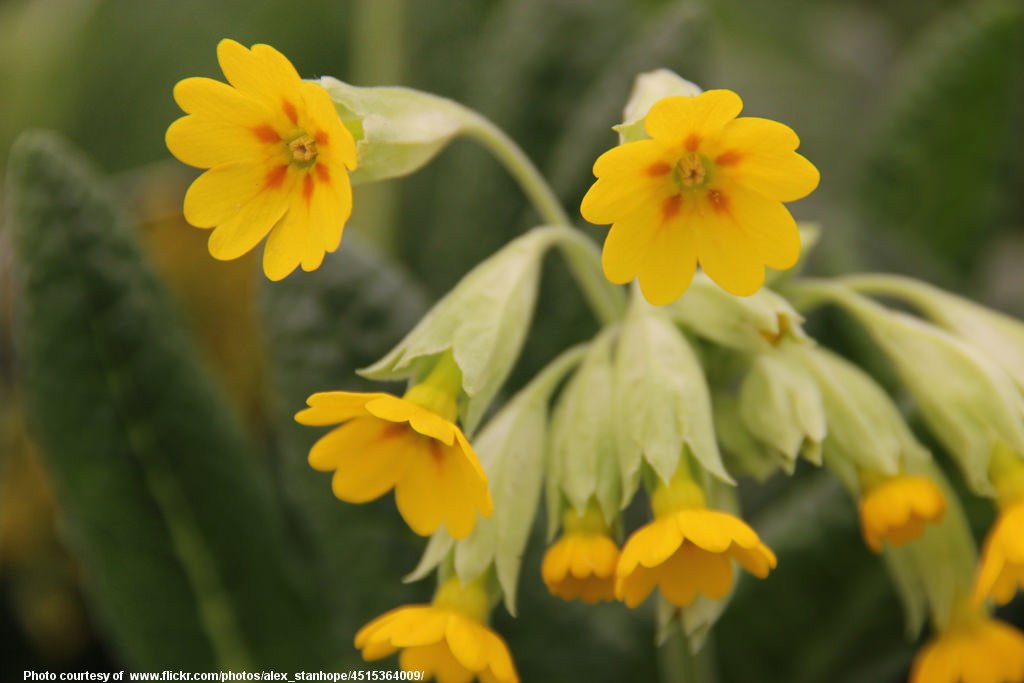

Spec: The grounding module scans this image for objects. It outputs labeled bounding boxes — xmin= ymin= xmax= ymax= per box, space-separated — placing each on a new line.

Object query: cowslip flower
xmin=615 ymin=471 xmax=776 ymax=608
xmin=858 ymin=475 xmax=946 ymax=552
xmin=911 ymin=611 xmax=1024 ymax=683
xmin=541 ymin=504 xmax=620 ymax=604
xmin=166 ymin=39 xmax=357 ymax=280
xmin=295 ymin=356 xmax=492 ymax=539
xmin=582 ymin=89 xmax=819 ymax=304
xmin=355 ymin=578 xmax=519 ymax=683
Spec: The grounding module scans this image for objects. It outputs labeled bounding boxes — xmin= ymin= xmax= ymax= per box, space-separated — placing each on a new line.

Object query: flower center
xmin=288 ymin=134 xmax=318 ymax=168
xmin=675 ymin=152 xmax=708 ymax=189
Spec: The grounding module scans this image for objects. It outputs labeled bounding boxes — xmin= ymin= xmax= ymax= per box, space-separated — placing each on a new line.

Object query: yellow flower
xmin=615 ymin=473 xmax=776 ymax=608
xmin=912 ymin=613 xmax=1024 ymax=683
xmin=295 ymin=357 xmax=492 ymax=539
xmin=858 ymin=475 xmax=946 ymax=552
xmin=541 ymin=505 xmax=620 ymax=604
xmin=581 ymin=90 xmax=819 ymax=304
xmin=166 ymin=39 xmax=357 ymax=281
xmin=974 ymin=503 xmax=1024 ymax=606
xmin=355 ymin=578 xmax=519 ymax=683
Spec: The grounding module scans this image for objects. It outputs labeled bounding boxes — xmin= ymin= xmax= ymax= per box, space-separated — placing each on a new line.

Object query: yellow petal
xmin=217 ymin=39 xmax=302 ymax=120
xmin=600 ymin=197 xmax=662 ymax=284
xmin=183 ymin=161 xmax=280 ymax=228
xmin=693 ymin=193 xmax=765 ymax=296
xmin=713 ymin=117 xmax=819 ymax=202
xmin=446 ymin=616 xmax=488 ymax=672
xmin=581 ymin=173 xmax=666 ymax=226
xmin=165 ymin=115 xmax=269 ymax=169
xmin=207 ymin=169 xmax=294 ymax=260
xmin=644 ymin=90 xmax=743 ymax=147
xmin=301 ymin=80 xmax=358 ymax=170
xmin=722 ymin=184 xmax=801 ymax=270
xmin=262 ymin=186 xmax=324 ymax=281
xmin=173 ymin=76 xmax=268 ymax=125
xmin=308 ymin=163 xmax=353 ymax=253
xmin=637 ymin=207 xmax=698 ymax=306
xmin=394 ymin=441 xmax=446 ymax=536
xmin=541 ymin=538 xmax=572 ymax=584
xmin=328 ymin=426 xmax=410 ymax=504
xmin=295 ymin=391 xmax=383 ymax=426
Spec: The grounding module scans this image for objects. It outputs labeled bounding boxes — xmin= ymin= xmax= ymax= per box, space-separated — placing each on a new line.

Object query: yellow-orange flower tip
xmin=974 ymin=502 xmax=1024 ymax=606
xmin=166 ymin=39 xmax=357 ymax=281
xmin=295 ymin=391 xmax=493 ymax=539
xmin=581 ymin=89 xmax=819 ymax=304
xmin=541 ymin=531 xmax=620 ymax=604
xmin=355 ymin=579 xmax=519 ymax=683
xmin=858 ymin=475 xmax=946 ymax=553
xmin=615 ymin=508 xmax=777 ymax=608
xmin=911 ymin=615 xmax=1024 ymax=683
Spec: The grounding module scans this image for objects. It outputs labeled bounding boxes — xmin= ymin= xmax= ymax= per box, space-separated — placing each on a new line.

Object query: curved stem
xmin=463 ymin=114 xmax=572 ymax=227
xmin=543 ymin=226 xmax=627 ymax=324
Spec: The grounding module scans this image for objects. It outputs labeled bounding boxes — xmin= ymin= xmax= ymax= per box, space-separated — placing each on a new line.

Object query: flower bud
xmin=614 ymin=298 xmax=732 ymax=492
xmin=613 ymin=69 xmax=701 ymax=144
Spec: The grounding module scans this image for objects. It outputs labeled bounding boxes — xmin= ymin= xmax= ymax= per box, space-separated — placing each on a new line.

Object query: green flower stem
xmin=659 ymin=628 xmax=718 ymax=683
xmin=784 ymin=278 xmax=886 ymax=327
xmin=543 ymin=225 xmax=628 ymax=324
xmin=840 ymin=273 xmax=946 ymax=317
xmin=350 ymin=0 xmax=406 ymax=252
xmin=463 ymin=114 xmax=573 ymax=227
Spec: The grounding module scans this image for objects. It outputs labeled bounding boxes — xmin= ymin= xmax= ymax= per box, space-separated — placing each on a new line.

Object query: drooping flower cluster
xmin=166 ymin=43 xmax=1024 ymax=682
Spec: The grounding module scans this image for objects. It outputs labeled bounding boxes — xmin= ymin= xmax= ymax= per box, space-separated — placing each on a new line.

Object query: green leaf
xmin=261 ymin=233 xmax=431 ymax=663
xmin=858 ymin=0 xmax=1024 ymax=270
xmin=6 ymin=131 xmax=327 ymax=670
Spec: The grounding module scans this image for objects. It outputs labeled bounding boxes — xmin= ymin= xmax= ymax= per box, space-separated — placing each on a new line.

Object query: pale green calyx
xmin=362 ymin=227 xmax=565 ymax=434
xmin=405 ymin=347 xmax=586 ymax=615
xmin=547 ymin=330 xmax=622 ymax=531
xmin=738 ymin=348 xmax=825 ymax=472
xmin=788 ymin=344 xmax=923 ymax=478
xmin=792 ymin=282 xmax=1024 ymax=495
xmin=320 ymin=77 xmax=477 ymax=185
xmin=614 ymin=69 xmax=701 ymax=144
xmin=669 ymin=273 xmax=809 ymax=353
xmin=844 ymin=274 xmax=1024 ymax=397
xmin=614 ymin=296 xmax=733 ymax=495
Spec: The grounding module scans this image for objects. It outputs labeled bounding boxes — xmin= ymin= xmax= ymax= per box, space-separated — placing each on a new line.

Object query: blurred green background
xmin=0 ymin=0 xmax=1022 ymax=681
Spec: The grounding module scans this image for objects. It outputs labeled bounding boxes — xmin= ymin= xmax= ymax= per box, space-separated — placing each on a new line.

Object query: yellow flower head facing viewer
xmin=858 ymin=475 xmax=946 ymax=552
xmin=541 ymin=504 xmax=620 ymax=604
xmin=295 ymin=356 xmax=493 ymax=539
xmin=356 ymin=578 xmax=519 ymax=683
xmin=581 ymin=90 xmax=819 ymax=304
xmin=615 ymin=471 xmax=776 ymax=608
xmin=166 ymin=39 xmax=357 ymax=280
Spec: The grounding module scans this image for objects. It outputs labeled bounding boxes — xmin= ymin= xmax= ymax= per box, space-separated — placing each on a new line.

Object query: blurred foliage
xmin=0 ymin=0 xmax=1022 ymax=681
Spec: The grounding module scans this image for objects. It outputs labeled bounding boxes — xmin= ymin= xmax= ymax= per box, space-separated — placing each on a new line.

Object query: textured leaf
xmin=6 ymin=131 xmax=327 ymax=670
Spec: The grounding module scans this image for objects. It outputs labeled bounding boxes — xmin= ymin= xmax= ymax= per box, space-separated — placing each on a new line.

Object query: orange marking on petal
xmin=315 ymin=130 xmax=329 ymax=145
xmin=315 ymin=164 xmax=330 ymax=184
xmin=708 ymin=189 xmax=730 ymax=213
xmin=715 ymin=150 xmax=743 ymax=166
xmin=662 ymin=196 xmax=682 ymax=222
xmin=265 ymin=165 xmax=288 ymax=189
xmin=283 ymin=99 xmax=299 ymax=125
xmin=646 ymin=161 xmax=672 ymax=177
xmin=252 ymin=125 xmax=280 ymax=143
xmin=684 ymin=133 xmax=701 ymax=151
xmin=302 ymin=174 xmax=315 ymax=202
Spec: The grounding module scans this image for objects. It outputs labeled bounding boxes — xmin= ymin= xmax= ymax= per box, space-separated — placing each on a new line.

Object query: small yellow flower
xmin=912 ymin=612 xmax=1024 ymax=683
xmin=581 ymin=90 xmax=819 ymax=304
xmin=858 ymin=475 xmax=946 ymax=552
xmin=541 ymin=505 xmax=620 ymax=604
xmin=615 ymin=473 xmax=776 ymax=608
xmin=166 ymin=39 xmax=357 ymax=281
xmin=296 ymin=360 xmax=493 ymax=539
xmin=355 ymin=578 xmax=519 ymax=683
xmin=974 ymin=503 xmax=1024 ymax=606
